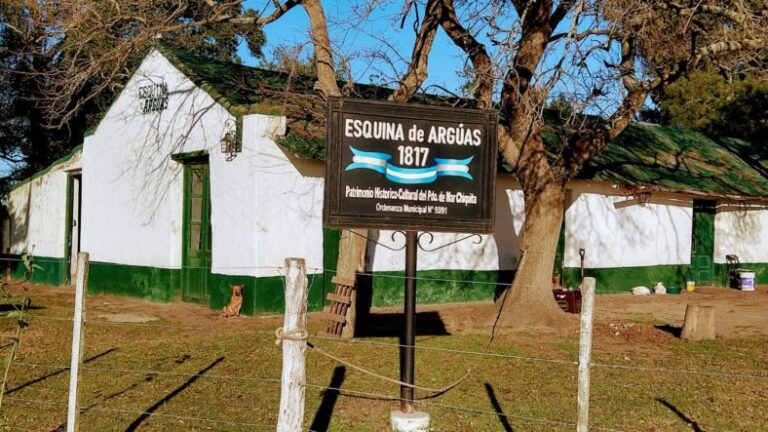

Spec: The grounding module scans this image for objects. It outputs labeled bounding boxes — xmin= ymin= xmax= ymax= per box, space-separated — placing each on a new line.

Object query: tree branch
xmin=694 ymin=39 xmax=765 ymax=64
xmin=438 ymin=0 xmax=493 ymax=108
xmin=390 ymin=0 xmax=442 ymax=103
xmin=163 ymin=0 xmax=300 ymax=32
xmin=301 ymin=0 xmax=340 ymax=98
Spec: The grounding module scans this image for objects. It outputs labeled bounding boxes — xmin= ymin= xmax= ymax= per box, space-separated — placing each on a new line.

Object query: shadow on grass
xmin=0 ymin=304 xmax=45 ymax=312
xmin=657 ymin=398 xmax=704 ymax=432
xmin=308 ymin=366 xmax=346 ymax=432
xmin=484 ymin=383 xmax=514 ymax=432
xmin=5 ymin=347 xmax=118 ymax=395
xmin=125 ymin=356 xmax=224 ymax=432
xmin=51 ymin=373 xmax=157 ymax=432
xmin=655 ymin=324 xmax=682 ymax=338
xmin=357 ymin=311 xmax=449 ymax=338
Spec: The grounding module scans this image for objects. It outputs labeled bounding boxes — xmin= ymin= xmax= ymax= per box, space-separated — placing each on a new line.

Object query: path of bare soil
xmin=26 ymin=284 xmax=768 ymax=340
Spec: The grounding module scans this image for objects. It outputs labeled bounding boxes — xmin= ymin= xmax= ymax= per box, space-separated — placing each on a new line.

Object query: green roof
xmin=576 ymin=123 xmax=768 ymax=198
xmin=158 ymin=46 xmax=394 ymax=116
xmin=160 ymin=47 xmax=768 ymax=200
xmin=158 ymin=45 xmax=468 ymax=115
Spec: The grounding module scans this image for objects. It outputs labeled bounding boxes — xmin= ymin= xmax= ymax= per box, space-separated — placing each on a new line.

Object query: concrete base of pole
xmin=390 ymin=410 xmax=430 ymax=432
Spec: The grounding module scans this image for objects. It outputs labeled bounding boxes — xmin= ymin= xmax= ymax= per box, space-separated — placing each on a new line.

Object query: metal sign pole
xmin=400 ymin=230 xmax=417 ymax=413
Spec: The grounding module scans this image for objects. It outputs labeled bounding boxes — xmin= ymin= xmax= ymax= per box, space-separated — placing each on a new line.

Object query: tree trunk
xmin=680 ymin=305 xmax=716 ymax=341
xmin=493 ymin=182 xmax=573 ymax=330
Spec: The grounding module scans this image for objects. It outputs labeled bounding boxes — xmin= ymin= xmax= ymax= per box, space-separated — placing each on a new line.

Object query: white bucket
xmin=738 ymin=271 xmax=755 ymax=291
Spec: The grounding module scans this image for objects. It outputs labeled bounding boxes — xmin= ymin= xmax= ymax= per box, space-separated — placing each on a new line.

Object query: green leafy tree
xmin=656 ymin=67 xmax=768 ymax=143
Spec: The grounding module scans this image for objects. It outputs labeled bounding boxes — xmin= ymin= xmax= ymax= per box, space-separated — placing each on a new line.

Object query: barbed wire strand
xmin=302 ymin=383 xmax=624 ymax=432
xmin=312 ymin=334 xmax=768 ymax=378
xmin=12 ymin=362 xmax=281 ymax=385
xmin=4 ymin=396 xmax=276 ymax=429
xmin=12 ymin=311 xmax=768 ymax=380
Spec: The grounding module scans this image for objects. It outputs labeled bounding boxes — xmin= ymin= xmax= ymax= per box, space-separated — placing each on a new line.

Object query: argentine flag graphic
xmin=346 ymin=147 xmax=474 ymax=185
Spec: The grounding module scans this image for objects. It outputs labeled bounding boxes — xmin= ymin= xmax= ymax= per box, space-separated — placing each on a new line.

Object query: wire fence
xmin=1 ymin=261 xmax=767 ymax=431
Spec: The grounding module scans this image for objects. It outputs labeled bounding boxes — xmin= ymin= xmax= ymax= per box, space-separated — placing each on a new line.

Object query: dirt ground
xmin=23 ymin=283 xmax=768 ymax=339
xmin=371 ymin=285 xmax=768 ymax=338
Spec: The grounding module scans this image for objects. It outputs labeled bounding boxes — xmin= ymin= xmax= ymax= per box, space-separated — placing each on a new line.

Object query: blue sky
xmin=237 ymin=1 xmax=628 ymax=113
xmin=239 ymin=1 xmax=478 ymax=94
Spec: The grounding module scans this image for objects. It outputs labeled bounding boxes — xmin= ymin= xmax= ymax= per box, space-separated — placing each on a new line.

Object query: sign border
xmin=324 ymin=98 xmax=497 ymax=234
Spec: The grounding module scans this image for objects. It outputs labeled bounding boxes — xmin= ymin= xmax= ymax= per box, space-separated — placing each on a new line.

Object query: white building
xmin=5 ymin=47 xmax=767 ymax=314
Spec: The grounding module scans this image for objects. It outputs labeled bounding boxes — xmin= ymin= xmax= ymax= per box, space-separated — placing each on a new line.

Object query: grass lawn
xmin=0 ymin=284 xmax=766 ymax=431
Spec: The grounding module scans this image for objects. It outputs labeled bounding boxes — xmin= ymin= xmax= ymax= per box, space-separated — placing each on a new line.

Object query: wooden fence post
xmin=66 ymin=252 xmax=89 ymax=432
xmin=577 ymin=277 xmax=596 ymax=432
xmin=277 ymin=257 xmax=309 ymax=432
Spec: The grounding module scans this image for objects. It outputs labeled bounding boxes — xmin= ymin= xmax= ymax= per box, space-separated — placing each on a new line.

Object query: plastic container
xmin=685 ymin=280 xmax=696 ymax=292
xmin=738 ymin=270 xmax=755 ymax=291
xmin=667 ymin=286 xmax=682 ymax=295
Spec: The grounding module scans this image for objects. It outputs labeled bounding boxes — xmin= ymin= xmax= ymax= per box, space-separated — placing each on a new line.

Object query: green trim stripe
xmin=7 ymin=255 xmax=68 ymax=286
xmin=86 ymin=261 xmax=328 ymax=315
xmin=559 ymin=262 xmax=768 ymax=292
xmin=562 ymin=264 xmax=692 ymax=293
xmin=370 ymin=269 xmax=512 ymax=307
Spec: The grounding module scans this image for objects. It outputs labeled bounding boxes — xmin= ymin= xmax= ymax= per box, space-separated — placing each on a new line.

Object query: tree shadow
xmin=493 ymin=270 xmax=516 ymax=302
xmin=5 ymin=348 xmax=117 ymax=395
xmin=308 ymin=366 xmax=346 ymax=432
xmin=484 ymin=383 xmax=514 ymax=432
xmin=51 ymin=373 xmax=157 ymax=432
xmin=125 ymin=356 xmax=224 ymax=432
xmin=657 ymin=398 xmax=704 ymax=432
xmin=0 ymin=304 xmax=44 ymax=312
xmin=356 ymin=311 xmax=449 ymax=338
xmin=655 ymin=324 xmax=682 ymax=338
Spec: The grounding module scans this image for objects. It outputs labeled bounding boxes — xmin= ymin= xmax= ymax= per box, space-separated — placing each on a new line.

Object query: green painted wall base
xmin=562 ymin=262 xmax=768 ymax=293
xmin=86 ymin=261 xmax=510 ymax=312
xmin=714 ymin=262 xmax=768 ymax=288
xmin=369 ymin=269 xmax=513 ymax=307
xmin=88 ymin=262 xmax=181 ymax=302
xmin=7 ymin=255 xmax=68 ymax=286
xmin=562 ymin=264 xmax=692 ymax=293
xmin=87 ymin=261 xmax=329 ymax=316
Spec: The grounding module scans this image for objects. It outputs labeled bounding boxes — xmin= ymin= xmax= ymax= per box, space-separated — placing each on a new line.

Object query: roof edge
xmin=8 ymin=144 xmax=83 ymax=194
xmin=155 ymin=45 xmax=281 ymax=117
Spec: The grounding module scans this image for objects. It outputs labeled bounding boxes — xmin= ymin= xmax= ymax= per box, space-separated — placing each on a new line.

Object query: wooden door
xmin=691 ymin=200 xmax=715 ymax=286
xmin=183 ymin=163 xmax=211 ymax=303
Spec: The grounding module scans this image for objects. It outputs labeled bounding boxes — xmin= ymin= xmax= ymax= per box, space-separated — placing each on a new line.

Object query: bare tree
xmin=10 ymin=0 xmax=768 ymax=329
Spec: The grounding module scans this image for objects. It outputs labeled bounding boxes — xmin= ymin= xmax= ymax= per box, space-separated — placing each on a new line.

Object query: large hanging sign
xmin=324 ymin=98 xmax=497 ymax=233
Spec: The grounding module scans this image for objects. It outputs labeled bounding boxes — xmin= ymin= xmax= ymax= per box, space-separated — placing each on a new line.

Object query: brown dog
xmin=222 ymin=284 xmax=245 ymax=317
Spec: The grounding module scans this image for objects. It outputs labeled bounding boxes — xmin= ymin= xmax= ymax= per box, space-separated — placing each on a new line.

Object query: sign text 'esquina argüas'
xmin=324 ymin=99 xmax=497 ymax=233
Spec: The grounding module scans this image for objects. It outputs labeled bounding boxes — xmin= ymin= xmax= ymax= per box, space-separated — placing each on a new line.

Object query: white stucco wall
xmin=714 ymin=203 xmax=768 ymax=264
xmin=80 ymin=50 xmax=324 ymax=277
xmin=244 ymin=115 xmax=325 ymax=277
xmin=564 ymin=191 xmax=693 ymax=268
xmin=82 ymin=50 xmax=231 ymax=269
xmin=7 ymin=151 xmax=82 ymax=258
xmin=369 ymin=176 xmax=525 ymax=272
